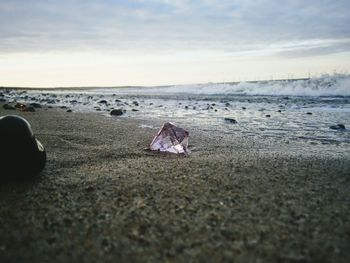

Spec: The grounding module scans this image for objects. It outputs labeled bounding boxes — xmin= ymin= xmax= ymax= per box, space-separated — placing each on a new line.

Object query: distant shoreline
xmin=0 ymin=77 xmax=312 ymax=90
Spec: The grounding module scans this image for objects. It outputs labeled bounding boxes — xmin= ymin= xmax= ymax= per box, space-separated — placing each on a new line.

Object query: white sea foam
xmin=89 ymin=74 xmax=350 ymax=97
xmin=155 ymin=74 xmax=350 ymax=97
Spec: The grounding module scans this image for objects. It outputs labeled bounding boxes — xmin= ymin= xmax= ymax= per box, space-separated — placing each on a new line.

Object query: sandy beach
xmin=0 ymin=103 xmax=349 ymax=262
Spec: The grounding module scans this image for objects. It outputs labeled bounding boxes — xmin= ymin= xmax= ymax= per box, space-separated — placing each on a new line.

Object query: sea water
xmin=2 ymin=74 xmax=350 ymax=148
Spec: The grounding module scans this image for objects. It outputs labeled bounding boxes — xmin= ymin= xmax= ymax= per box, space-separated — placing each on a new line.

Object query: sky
xmin=0 ymin=0 xmax=350 ymax=87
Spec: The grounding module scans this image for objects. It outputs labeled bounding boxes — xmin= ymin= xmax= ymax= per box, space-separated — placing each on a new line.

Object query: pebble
xmin=329 ymin=124 xmax=345 ymax=130
xmin=110 ymin=109 xmax=124 ymax=116
xmin=224 ymin=118 xmax=237 ymax=124
xmin=29 ymin=103 xmax=42 ymax=108
xmin=3 ymin=104 xmax=15 ymax=110
xmin=23 ymin=106 xmax=35 ymax=112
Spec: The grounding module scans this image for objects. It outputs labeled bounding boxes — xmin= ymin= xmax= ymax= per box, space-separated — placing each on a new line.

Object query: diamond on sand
xmin=150 ymin=122 xmax=190 ymax=154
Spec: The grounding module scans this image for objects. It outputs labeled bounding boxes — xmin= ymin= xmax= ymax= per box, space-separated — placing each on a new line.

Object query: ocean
xmin=1 ymin=74 xmax=350 ymax=149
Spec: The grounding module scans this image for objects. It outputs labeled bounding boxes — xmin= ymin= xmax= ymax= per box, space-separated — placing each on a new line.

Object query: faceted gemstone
xmin=150 ymin=122 xmax=190 ymax=154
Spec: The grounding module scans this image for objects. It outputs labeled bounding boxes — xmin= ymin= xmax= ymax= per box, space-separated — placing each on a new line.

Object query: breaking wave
xmin=86 ymin=74 xmax=350 ymax=97
xmin=161 ymin=74 xmax=350 ymax=97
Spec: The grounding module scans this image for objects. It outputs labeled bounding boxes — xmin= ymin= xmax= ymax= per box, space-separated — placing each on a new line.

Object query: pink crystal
xmin=150 ymin=122 xmax=190 ymax=154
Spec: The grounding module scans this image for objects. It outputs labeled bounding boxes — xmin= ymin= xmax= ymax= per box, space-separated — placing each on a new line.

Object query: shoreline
xmin=0 ymin=104 xmax=349 ymax=262
xmin=0 ymin=77 xmax=314 ymax=91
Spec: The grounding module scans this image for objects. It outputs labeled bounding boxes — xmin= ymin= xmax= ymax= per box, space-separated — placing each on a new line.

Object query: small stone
xmin=15 ymin=102 xmax=27 ymax=110
xmin=242 ymin=107 xmax=246 ymax=110
xmin=224 ymin=118 xmax=237 ymax=124
xmin=66 ymin=109 xmax=72 ymax=113
xmin=99 ymin=100 xmax=108 ymax=104
xmin=330 ymin=124 xmax=345 ymax=130
xmin=265 ymin=114 xmax=271 ymax=117
xmin=29 ymin=103 xmax=42 ymax=108
xmin=131 ymin=109 xmax=139 ymax=112
xmin=23 ymin=106 xmax=35 ymax=112
xmin=110 ymin=108 xmax=124 ymax=116
xmin=306 ymin=112 xmax=312 ymax=115
xmin=3 ymin=104 xmax=15 ymax=110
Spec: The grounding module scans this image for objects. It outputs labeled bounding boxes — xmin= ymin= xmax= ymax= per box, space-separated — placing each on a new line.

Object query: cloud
xmin=0 ymin=0 xmax=349 ymax=56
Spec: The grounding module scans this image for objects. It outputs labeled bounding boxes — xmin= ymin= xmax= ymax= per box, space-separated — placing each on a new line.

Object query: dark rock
xmin=23 ymin=106 xmax=35 ymax=112
xmin=265 ymin=114 xmax=271 ymax=117
xmin=3 ymin=104 xmax=15 ymax=110
xmin=185 ymin=106 xmax=189 ymax=109
xmin=224 ymin=118 xmax=237 ymax=124
xmin=99 ymin=100 xmax=108 ymax=104
xmin=329 ymin=124 xmax=345 ymax=130
xmin=283 ymin=96 xmax=289 ymax=100
xmin=131 ymin=109 xmax=139 ymax=112
xmin=132 ymin=101 xmax=139 ymax=106
xmin=15 ymin=102 xmax=27 ymax=110
xmin=0 ymin=115 xmax=46 ymax=180
xmin=0 ymin=92 xmax=4 ymax=97
xmin=115 ymin=99 xmax=122 ymax=102
xmin=66 ymin=109 xmax=72 ymax=113
xmin=242 ymin=107 xmax=246 ymax=110
xmin=225 ymin=102 xmax=231 ymax=107
xmin=0 ymin=98 xmax=6 ymax=102
xmin=60 ymin=106 xmax=68 ymax=109
xmin=95 ymin=107 xmax=101 ymax=111
xmin=110 ymin=109 xmax=124 ymax=116
xmin=277 ymin=110 xmax=282 ymax=113
xmin=70 ymin=100 xmax=78 ymax=104
xmin=29 ymin=103 xmax=42 ymax=108
xmin=306 ymin=112 xmax=312 ymax=115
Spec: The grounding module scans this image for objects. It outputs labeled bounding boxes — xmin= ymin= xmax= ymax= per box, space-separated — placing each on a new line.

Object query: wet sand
xmin=0 ymin=104 xmax=349 ymax=263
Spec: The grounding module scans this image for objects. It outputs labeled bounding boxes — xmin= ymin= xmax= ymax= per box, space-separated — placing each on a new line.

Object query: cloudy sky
xmin=0 ymin=0 xmax=349 ymax=87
